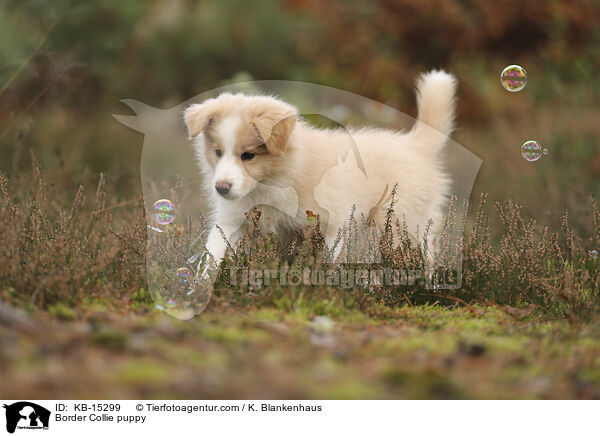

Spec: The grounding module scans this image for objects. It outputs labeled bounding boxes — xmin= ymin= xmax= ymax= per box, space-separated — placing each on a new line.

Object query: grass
xmin=3 ymin=146 xmax=599 ymax=318
xmin=0 ymin=147 xmax=599 ymax=399
xmin=2 ymin=302 xmax=600 ymax=399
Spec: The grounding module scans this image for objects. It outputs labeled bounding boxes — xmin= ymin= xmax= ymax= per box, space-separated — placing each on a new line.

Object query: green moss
xmin=375 ymin=332 xmax=455 ymax=355
xmin=310 ymin=378 xmax=381 ymax=399
xmin=117 ymin=360 xmax=171 ymax=384
xmin=130 ymin=288 xmax=153 ymax=308
xmin=151 ymin=340 xmax=209 ymax=368
xmin=47 ymin=302 xmax=77 ymax=321
xmin=200 ymin=324 xmax=268 ymax=344
xmin=90 ymin=330 xmax=129 ymax=350
xmin=249 ymin=308 xmax=283 ymax=322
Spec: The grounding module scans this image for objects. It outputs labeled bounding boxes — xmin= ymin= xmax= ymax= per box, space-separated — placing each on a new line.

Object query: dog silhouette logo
xmin=3 ymin=402 xmax=50 ymax=434
xmin=114 ymin=79 xmax=482 ymax=318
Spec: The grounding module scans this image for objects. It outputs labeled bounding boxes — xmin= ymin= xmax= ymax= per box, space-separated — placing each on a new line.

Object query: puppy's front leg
xmin=204 ymin=226 xmax=228 ymax=264
xmin=201 ymin=223 xmax=239 ymax=279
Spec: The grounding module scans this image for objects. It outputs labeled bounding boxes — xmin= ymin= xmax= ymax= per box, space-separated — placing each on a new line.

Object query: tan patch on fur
xmin=252 ymin=116 xmax=295 ymax=155
xmin=183 ymin=99 xmax=224 ymax=138
xmin=234 ymin=122 xmax=263 ymax=153
xmin=244 ymin=99 xmax=296 ymax=156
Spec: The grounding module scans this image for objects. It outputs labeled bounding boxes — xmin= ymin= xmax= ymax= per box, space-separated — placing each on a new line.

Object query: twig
xmin=88 ymin=180 xmax=203 ymax=216
xmin=107 ymin=226 xmax=142 ymax=256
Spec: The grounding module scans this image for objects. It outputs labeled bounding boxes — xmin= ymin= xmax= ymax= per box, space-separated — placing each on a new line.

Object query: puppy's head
xmin=184 ymin=93 xmax=297 ymax=200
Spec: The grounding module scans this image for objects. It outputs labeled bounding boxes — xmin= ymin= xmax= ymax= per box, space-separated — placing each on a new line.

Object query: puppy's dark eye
xmin=215 ymin=149 xmax=222 ymax=158
xmin=241 ymin=152 xmax=255 ymax=161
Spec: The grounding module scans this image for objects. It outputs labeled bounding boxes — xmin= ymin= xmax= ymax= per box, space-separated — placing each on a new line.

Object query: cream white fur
xmin=213 ymin=116 xmax=258 ymax=199
xmin=185 ymin=70 xmax=457 ymax=267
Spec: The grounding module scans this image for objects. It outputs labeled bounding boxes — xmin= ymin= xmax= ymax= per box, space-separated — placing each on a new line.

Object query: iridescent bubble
xmin=152 ymin=199 xmax=175 ymax=225
xmin=501 ymin=65 xmax=527 ymax=92
xmin=175 ymin=267 xmax=192 ymax=285
xmin=543 ymin=148 xmax=548 ymax=155
xmin=592 ymin=250 xmax=599 ymax=260
xmin=521 ymin=140 xmax=542 ymax=162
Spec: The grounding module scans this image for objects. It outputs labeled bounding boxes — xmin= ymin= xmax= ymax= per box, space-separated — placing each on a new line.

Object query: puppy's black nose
xmin=215 ymin=181 xmax=232 ymax=196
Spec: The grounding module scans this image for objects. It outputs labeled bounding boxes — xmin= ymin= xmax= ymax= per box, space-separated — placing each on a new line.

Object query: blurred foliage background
xmin=1 ymin=0 xmax=600 ymax=233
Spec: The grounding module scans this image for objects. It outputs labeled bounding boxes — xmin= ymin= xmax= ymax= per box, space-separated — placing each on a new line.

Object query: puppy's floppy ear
xmin=183 ymin=99 xmax=223 ymax=139
xmin=251 ymin=99 xmax=297 ymax=155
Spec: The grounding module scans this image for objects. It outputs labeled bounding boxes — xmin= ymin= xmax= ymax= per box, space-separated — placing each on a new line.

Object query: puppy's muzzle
xmin=215 ymin=181 xmax=232 ymax=196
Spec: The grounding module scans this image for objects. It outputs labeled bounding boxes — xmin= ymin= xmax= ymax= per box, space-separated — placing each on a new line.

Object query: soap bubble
xmin=521 ymin=140 xmax=542 ymax=162
xmin=591 ymin=250 xmax=599 ymax=260
xmin=501 ymin=65 xmax=527 ymax=92
xmin=543 ymin=148 xmax=549 ymax=155
xmin=153 ymin=199 xmax=175 ymax=225
xmin=175 ymin=267 xmax=192 ymax=285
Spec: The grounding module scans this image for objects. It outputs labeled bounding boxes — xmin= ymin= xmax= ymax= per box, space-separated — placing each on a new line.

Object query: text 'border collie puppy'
xmin=184 ymin=70 xmax=456 ymax=272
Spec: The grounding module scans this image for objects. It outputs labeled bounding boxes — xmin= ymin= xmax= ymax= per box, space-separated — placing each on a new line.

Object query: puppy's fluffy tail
xmin=409 ymin=70 xmax=457 ymax=155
